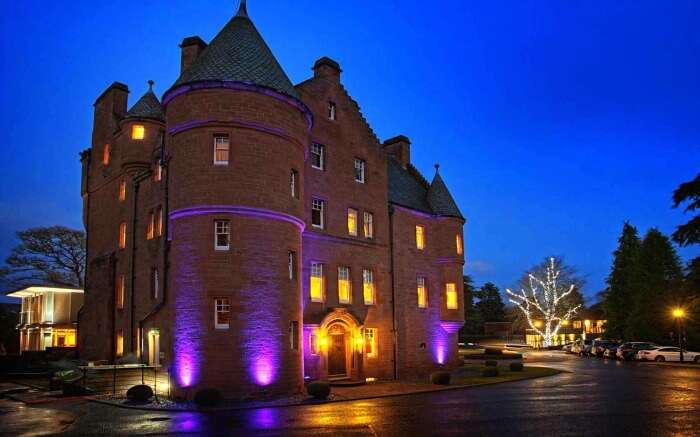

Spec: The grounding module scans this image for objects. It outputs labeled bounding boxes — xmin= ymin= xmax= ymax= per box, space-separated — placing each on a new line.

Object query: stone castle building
xmin=79 ymin=1 xmax=466 ymax=399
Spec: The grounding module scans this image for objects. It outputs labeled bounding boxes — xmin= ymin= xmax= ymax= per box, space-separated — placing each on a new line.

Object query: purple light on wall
xmin=435 ymin=342 xmax=446 ymax=365
xmin=170 ymin=205 xmax=305 ymax=232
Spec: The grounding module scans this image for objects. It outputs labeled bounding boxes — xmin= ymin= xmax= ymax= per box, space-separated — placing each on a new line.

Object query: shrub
xmin=484 ymin=360 xmax=498 ymax=367
xmin=126 ymin=384 xmax=154 ymax=402
xmin=484 ymin=347 xmax=503 ymax=355
xmin=194 ymin=388 xmax=223 ymax=407
xmin=307 ymin=381 xmax=331 ymax=399
xmin=482 ymin=367 xmax=499 ymax=377
xmin=430 ymin=371 xmax=451 ymax=385
xmin=509 ymin=362 xmax=524 ymax=372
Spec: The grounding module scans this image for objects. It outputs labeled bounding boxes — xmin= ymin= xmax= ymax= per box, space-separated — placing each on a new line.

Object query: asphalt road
xmin=2 ymin=353 xmax=698 ymax=436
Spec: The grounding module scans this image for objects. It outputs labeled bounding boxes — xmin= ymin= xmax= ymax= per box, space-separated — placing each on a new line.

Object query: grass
xmin=451 ymin=364 xmax=561 ymax=386
xmin=459 ymin=349 xmax=523 ymax=360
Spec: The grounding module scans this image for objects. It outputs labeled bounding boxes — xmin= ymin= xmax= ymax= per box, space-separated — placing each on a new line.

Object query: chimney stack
xmin=313 ymin=56 xmax=341 ymax=83
xmin=383 ymin=135 xmax=411 ymax=168
xmin=179 ymin=36 xmax=207 ymax=73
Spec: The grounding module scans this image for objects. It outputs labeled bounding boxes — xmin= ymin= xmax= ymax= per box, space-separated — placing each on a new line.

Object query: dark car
xmin=602 ymin=343 xmax=620 ymax=359
xmin=591 ymin=339 xmax=615 ymax=357
xmin=616 ymin=342 xmax=657 ymax=361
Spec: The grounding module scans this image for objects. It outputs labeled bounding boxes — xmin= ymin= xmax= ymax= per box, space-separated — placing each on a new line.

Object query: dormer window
xmin=328 ymin=102 xmax=336 ymax=120
xmin=132 ymin=125 xmax=145 ymax=140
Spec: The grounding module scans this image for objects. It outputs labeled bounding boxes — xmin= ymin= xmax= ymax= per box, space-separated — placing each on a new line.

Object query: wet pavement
xmin=1 ymin=352 xmax=698 ymax=436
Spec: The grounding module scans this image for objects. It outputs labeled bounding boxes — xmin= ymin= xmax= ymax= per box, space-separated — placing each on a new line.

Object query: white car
xmin=636 ymin=346 xmax=700 ymax=363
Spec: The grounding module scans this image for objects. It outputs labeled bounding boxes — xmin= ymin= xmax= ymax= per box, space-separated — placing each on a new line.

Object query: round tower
xmin=162 ymin=2 xmax=311 ymax=399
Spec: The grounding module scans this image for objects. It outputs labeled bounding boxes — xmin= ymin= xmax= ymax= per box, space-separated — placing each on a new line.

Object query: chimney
xmin=92 ymin=82 xmax=129 ymax=142
xmin=313 ymin=56 xmax=341 ymax=83
xmin=179 ymin=36 xmax=207 ymax=73
xmin=383 ymin=135 xmax=411 ymax=168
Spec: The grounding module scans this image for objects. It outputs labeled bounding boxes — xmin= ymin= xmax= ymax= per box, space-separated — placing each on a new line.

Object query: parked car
xmin=572 ymin=338 xmax=593 ymax=356
xmin=602 ymin=343 xmax=620 ymax=359
xmin=563 ymin=343 xmax=574 ymax=353
xmin=636 ymin=347 xmax=700 ymax=362
xmin=616 ymin=342 xmax=657 ymax=361
xmin=591 ymin=340 xmax=616 ymax=358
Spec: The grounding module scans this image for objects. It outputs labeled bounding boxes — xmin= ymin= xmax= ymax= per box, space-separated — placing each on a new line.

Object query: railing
xmin=77 ymin=364 xmax=170 ymax=398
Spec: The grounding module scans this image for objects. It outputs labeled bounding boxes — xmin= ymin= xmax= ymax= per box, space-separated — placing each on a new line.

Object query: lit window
xmin=446 ymin=283 xmax=458 ymax=309
xmin=415 ymin=225 xmax=425 ymax=250
xmin=154 ymin=159 xmax=162 ymax=182
xmin=311 ymin=143 xmax=325 ymax=170
xmin=310 ymin=262 xmax=324 ymax=302
xmin=354 ymin=158 xmax=366 ymax=183
xmin=116 ymin=274 xmax=125 ymax=309
xmin=456 ymin=234 xmax=463 ymax=255
xmin=363 ymin=212 xmax=374 ymax=239
xmin=573 ymin=320 xmax=582 ymax=329
xmin=328 ymin=102 xmax=336 ymax=120
xmin=152 ymin=268 xmax=159 ymax=299
xmin=309 ymin=332 xmax=319 ymax=355
xmin=363 ymin=268 xmax=375 ymax=305
xmin=116 ymin=329 xmax=124 ymax=357
xmin=290 ymin=169 xmax=299 ymax=198
xmin=338 ymin=266 xmax=351 ymax=304
xmin=119 ymin=222 xmax=127 ymax=249
xmin=146 ymin=211 xmax=155 ymax=240
xmin=214 ymin=220 xmax=230 ymax=251
xmin=417 ymin=276 xmax=427 ymax=308
xmin=132 ymin=124 xmax=145 ymax=140
xmin=214 ymin=298 xmax=230 ymax=329
xmin=119 ymin=179 xmax=126 ymax=201
xmin=364 ymin=328 xmax=377 ymax=357
xmin=214 ymin=135 xmax=229 ymax=165
xmin=290 ymin=321 xmax=299 ymax=350
xmin=347 ymin=208 xmax=358 ymax=236
xmin=288 ymin=251 xmax=296 ymax=280
xmin=156 ymin=207 xmax=163 ymax=237
xmin=102 ymin=144 xmax=110 ymax=166
xmin=311 ymin=199 xmax=325 ymax=229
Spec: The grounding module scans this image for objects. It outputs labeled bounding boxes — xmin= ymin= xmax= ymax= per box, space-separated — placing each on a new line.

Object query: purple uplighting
xmin=170 ymin=205 xmax=305 ymax=231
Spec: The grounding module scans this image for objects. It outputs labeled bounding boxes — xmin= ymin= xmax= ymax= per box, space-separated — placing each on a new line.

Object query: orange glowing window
xmin=446 ymin=283 xmax=458 ymax=310
xmin=146 ymin=211 xmax=155 ymax=240
xmin=118 ymin=222 xmax=127 ymax=249
xmin=155 ymin=207 xmax=163 ymax=237
xmin=116 ymin=274 xmax=125 ymax=309
xmin=363 ymin=269 xmax=375 ymax=305
xmin=309 ymin=332 xmax=319 ymax=355
xmin=456 ymin=234 xmax=463 ymax=255
xmin=119 ymin=179 xmax=126 ymax=201
xmin=310 ymin=262 xmax=324 ymax=302
xmin=116 ymin=329 xmax=124 ymax=357
xmin=102 ymin=144 xmax=110 ymax=166
xmin=364 ymin=328 xmax=377 ymax=357
xmin=417 ymin=276 xmax=427 ymax=308
xmin=415 ymin=225 xmax=425 ymax=250
xmin=338 ymin=266 xmax=351 ymax=304
xmin=347 ymin=208 xmax=358 ymax=236
xmin=154 ymin=159 xmax=162 ymax=182
xmin=132 ymin=124 xmax=145 ymax=140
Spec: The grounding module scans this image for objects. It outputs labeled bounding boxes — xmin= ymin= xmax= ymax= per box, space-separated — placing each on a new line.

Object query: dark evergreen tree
xmin=672 ymin=173 xmax=700 ymax=247
xmin=475 ymin=282 xmax=506 ymax=323
xmin=602 ymin=222 xmax=641 ymax=339
xmin=459 ymin=275 xmax=481 ymax=338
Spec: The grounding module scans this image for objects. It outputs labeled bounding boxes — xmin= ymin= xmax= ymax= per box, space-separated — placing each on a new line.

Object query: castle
xmin=79 ymin=1 xmax=466 ymax=399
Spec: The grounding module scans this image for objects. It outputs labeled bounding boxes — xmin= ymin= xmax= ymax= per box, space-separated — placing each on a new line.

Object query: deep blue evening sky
xmin=1 ymin=0 xmax=698 ymax=303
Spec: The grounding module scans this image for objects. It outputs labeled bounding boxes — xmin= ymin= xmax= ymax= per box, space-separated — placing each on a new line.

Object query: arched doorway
xmin=327 ymin=323 xmax=348 ymax=377
xmin=319 ymin=309 xmax=362 ymax=380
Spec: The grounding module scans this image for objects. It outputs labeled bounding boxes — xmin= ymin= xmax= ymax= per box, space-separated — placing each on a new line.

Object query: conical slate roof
xmin=427 ymin=165 xmax=464 ymax=219
xmin=171 ymin=1 xmax=299 ymax=98
xmin=125 ymin=81 xmax=165 ymax=122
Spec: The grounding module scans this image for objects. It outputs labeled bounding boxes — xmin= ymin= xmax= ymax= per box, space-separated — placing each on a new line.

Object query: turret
xmin=119 ymin=81 xmax=165 ymax=174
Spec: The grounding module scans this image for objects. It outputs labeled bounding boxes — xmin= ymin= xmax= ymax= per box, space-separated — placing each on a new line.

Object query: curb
xmin=87 ymin=367 xmax=564 ymax=413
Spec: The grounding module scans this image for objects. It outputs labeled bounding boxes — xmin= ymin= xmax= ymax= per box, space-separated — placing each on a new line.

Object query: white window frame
xmin=311 ymin=143 xmax=325 ymax=170
xmin=214 ymin=135 xmax=230 ymax=165
xmin=416 ymin=225 xmax=425 ymax=250
xmin=338 ymin=266 xmax=351 ymax=304
xmin=364 ymin=212 xmax=374 ymax=239
xmin=310 ymin=262 xmax=324 ymax=303
xmin=214 ymin=298 xmax=230 ymax=330
xmin=288 ymin=251 xmax=296 ymax=280
xmin=363 ymin=268 xmax=375 ymax=305
xmin=354 ymin=158 xmax=366 ymax=183
xmin=417 ymin=276 xmax=427 ymax=308
xmin=214 ymin=220 xmax=231 ymax=251
xmin=364 ymin=327 xmax=377 ymax=358
xmin=328 ymin=102 xmax=336 ymax=120
xmin=311 ymin=199 xmax=325 ymax=229
xmin=290 ymin=169 xmax=298 ymax=198
xmin=347 ymin=208 xmax=358 ymax=236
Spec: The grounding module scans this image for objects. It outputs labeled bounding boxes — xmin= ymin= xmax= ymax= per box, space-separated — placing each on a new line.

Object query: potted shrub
xmin=307 ymin=381 xmax=331 ymax=400
xmin=126 ymin=384 xmax=154 ymax=402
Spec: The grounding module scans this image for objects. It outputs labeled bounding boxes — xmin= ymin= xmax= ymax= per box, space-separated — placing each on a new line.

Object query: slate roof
xmin=388 ymin=157 xmax=464 ymax=220
xmin=124 ymin=82 xmax=165 ymax=122
xmin=171 ymin=1 xmax=299 ymax=98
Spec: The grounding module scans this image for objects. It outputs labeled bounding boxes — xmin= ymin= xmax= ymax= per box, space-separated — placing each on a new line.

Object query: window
xmin=328 ymin=102 xmax=336 ymax=120
xmin=363 ymin=269 xmax=375 ymax=305
xmin=132 ymin=124 xmax=145 ymax=140
xmin=116 ymin=274 xmax=125 ymax=309
xmin=415 ymin=225 xmax=425 ymax=250
xmin=417 ymin=276 xmax=427 ymax=308
xmin=309 ymin=332 xmax=319 ymax=355
xmin=102 ymin=144 xmax=110 ymax=166
xmin=456 ymin=234 xmax=463 ymax=256
xmin=214 ymin=298 xmax=230 ymax=329
xmin=288 ymin=251 xmax=296 ymax=280
xmin=347 ymin=208 xmax=358 ymax=236
xmin=311 ymin=199 xmax=325 ymax=229
xmin=290 ymin=321 xmax=299 ymax=350
xmin=116 ymin=329 xmax=124 ymax=357
xmin=573 ymin=320 xmax=582 ymax=329
xmin=310 ymin=262 xmax=324 ymax=302
xmin=119 ymin=222 xmax=127 ymax=249
xmin=214 ymin=135 xmax=230 ymax=165
xmin=290 ymin=169 xmax=299 ymax=198
xmin=354 ymin=158 xmax=366 ymax=183
xmin=155 ymin=207 xmax=163 ymax=237
xmin=151 ymin=268 xmax=159 ymax=299
xmin=338 ymin=266 xmax=351 ymax=304
xmin=146 ymin=211 xmax=155 ymax=240
xmin=363 ymin=212 xmax=374 ymax=239
xmin=214 ymin=220 xmax=230 ymax=251
xmin=364 ymin=328 xmax=377 ymax=357
xmin=154 ymin=159 xmax=162 ymax=182
xmin=119 ymin=180 xmax=126 ymax=201
xmin=311 ymin=143 xmax=324 ymax=170
xmin=446 ymin=283 xmax=458 ymax=309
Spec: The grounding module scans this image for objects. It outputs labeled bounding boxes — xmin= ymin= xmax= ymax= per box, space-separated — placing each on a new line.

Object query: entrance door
xmin=328 ymin=333 xmax=347 ymax=376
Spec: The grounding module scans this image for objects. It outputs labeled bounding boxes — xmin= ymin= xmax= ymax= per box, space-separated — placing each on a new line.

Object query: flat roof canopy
xmin=6 ymin=285 xmax=84 ymax=298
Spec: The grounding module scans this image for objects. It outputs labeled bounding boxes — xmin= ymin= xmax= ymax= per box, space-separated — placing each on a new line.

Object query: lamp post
xmin=672 ymin=308 xmax=685 ymax=363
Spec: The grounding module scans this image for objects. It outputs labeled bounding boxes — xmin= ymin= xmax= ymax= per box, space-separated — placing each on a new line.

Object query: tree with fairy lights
xmin=507 ymin=257 xmax=582 ymax=347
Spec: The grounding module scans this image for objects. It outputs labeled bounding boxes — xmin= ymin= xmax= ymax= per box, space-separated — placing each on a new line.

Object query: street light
xmin=672 ymin=307 xmax=685 ymax=363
